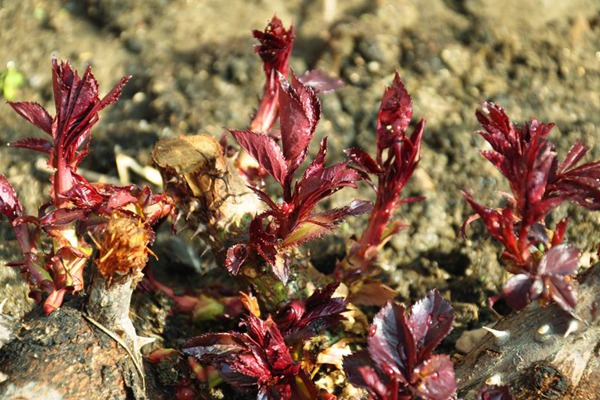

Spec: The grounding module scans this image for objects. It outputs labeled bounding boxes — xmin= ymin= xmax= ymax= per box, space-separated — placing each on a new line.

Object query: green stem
xmin=240 ymin=264 xmax=288 ymax=310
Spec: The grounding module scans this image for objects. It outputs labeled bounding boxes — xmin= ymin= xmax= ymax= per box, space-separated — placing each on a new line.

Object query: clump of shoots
xmin=183 ymin=283 xmax=347 ymax=400
xmin=334 ymin=72 xmax=424 ymax=305
xmin=463 ymin=102 xmax=600 ymax=314
xmin=343 ymin=290 xmax=456 ymax=400
xmin=0 ymin=59 xmax=173 ymax=364
xmin=226 ymin=72 xmax=370 ymax=285
xmin=236 ymin=15 xmax=343 ymax=183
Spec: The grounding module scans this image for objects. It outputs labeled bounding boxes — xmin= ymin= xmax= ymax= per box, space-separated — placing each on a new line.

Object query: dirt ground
xmin=1 ymin=0 xmax=600 ymax=399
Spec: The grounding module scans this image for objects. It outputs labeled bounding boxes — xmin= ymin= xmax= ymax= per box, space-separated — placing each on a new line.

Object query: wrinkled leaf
xmin=377 ymin=72 xmax=413 ymax=151
xmin=408 ymin=289 xmax=454 ymax=361
xmin=279 ymin=73 xmax=321 ymax=171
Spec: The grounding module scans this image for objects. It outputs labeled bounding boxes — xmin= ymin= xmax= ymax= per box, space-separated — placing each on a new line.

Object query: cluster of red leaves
xmin=338 ymin=72 xmax=424 ymax=280
xmin=227 ymin=20 xmax=427 ymax=286
xmin=238 ymin=16 xmax=342 ymax=183
xmin=249 ymin=15 xmax=295 ymax=135
xmin=0 ymin=59 xmax=172 ymax=313
xmin=183 ymin=282 xmax=347 ymax=400
xmin=226 ymin=71 xmax=370 ymax=283
xmin=343 ymin=290 xmax=456 ymax=400
xmin=463 ymin=102 xmax=600 ymax=314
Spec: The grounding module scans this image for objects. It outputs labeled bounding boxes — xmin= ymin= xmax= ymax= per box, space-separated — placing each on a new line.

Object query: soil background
xmin=1 ymin=0 xmax=600 ymax=399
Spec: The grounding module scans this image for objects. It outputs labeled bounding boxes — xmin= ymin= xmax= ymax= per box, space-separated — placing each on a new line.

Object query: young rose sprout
xmin=3 ymin=59 xmax=131 ymax=313
xmin=237 ymin=15 xmax=343 ymax=183
xmin=343 ymin=290 xmax=456 ymax=400
xmin=337 ymin=73 xmax=424 ymax=281
xmin=463 ymin=102 xmax=600 ymax=314
xmin=0 ymin=60 xmax=173 ymax=366
xmin=226 ymin=72 xmax=370 ymax=285
xmin=183 ymin=282 xmax=347 ymax=400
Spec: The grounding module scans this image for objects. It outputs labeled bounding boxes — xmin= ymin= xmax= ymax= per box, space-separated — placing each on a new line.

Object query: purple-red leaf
xmin=414 ymin=355 xmax=456 ymax=400
xmin=302 ymin=137 xmax=329 ymax=179
xmin=344 ymin=292 xmax=456 ymax=400
xmin=183 ymin=312 xmax=315 ymax=400
xmin=58 ymin=172 xmax=104 ymax=209
xmin=0 ymin=174 xmax=23 ymax=221
xmin=253 ymin=15 xmax=294 ymax=79
xmin=8 ymin=137 xmax=53 ymax=154
xmin=538 ymin=244 xmax=580 ymax=276
xmin=99 ymin=74 xmax=131 ymax=109
xmin=551 ymin=218 xmax=569 ymax=246
xmin=225 ymin=244 xmax=249 ymax=275
xmin=230 ymin=129 xmax=288 ymax=185
xmin=558 ymin=140 xmax=588 ymax=172
xmin=408 ymin=289 xmax=455 ymax=362
xmin=369 ymin=301 xmax=414 ymax=376
xmin=250 ymin=15 xmax=295 ymax=134
xmin=462 ymin=192 xmax=521 ymax=262
xmin=550 ymin=157 xmax=600 ymax=210
xmin=49 ymin=59 xmax=130 ymax=170
xmin=346 ymin=147 xmax=383 ymax=175
xmin=248 ymin=186 xmax=280 ymax=211
xmin=274 ymin=282 xmax=347 ymax=342
xmin=338 ymin=76 xmax=424 ymax=281
xmin=280 ymin=219 xmax=332 ymax=248
xmin=7 ymin=101 xmax=53 ymax=135
xmin=377 ymin=72 xmax=413 ymax=152
xmin=9 ymin=59 xmax=130 ymax=205
xmin=282 ymin=200 xmax=371 ymax=248
xmin=502 ymin=274 xmax=535 ymax=310
xmin=296 ymin=162 xmax=362 ymax=207
xmin=183 ymin=332 xmax=246 ymax=360
xmin=343 ymin=350 xmax=390 ymax=398
xmin=547 ymin=275 xmax=577 ymax=315
xmin=279 ymin=72 xmax=321 ymax=172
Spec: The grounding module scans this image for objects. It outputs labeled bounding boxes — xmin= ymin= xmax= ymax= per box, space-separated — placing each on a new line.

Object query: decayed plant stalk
xmin=87 ymin=212 xmax=156 ymax=355
xmin=151 ymin=134 xmax=297 ymax=308
xmin=152 ymin=133 xmax=265 ymax=263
